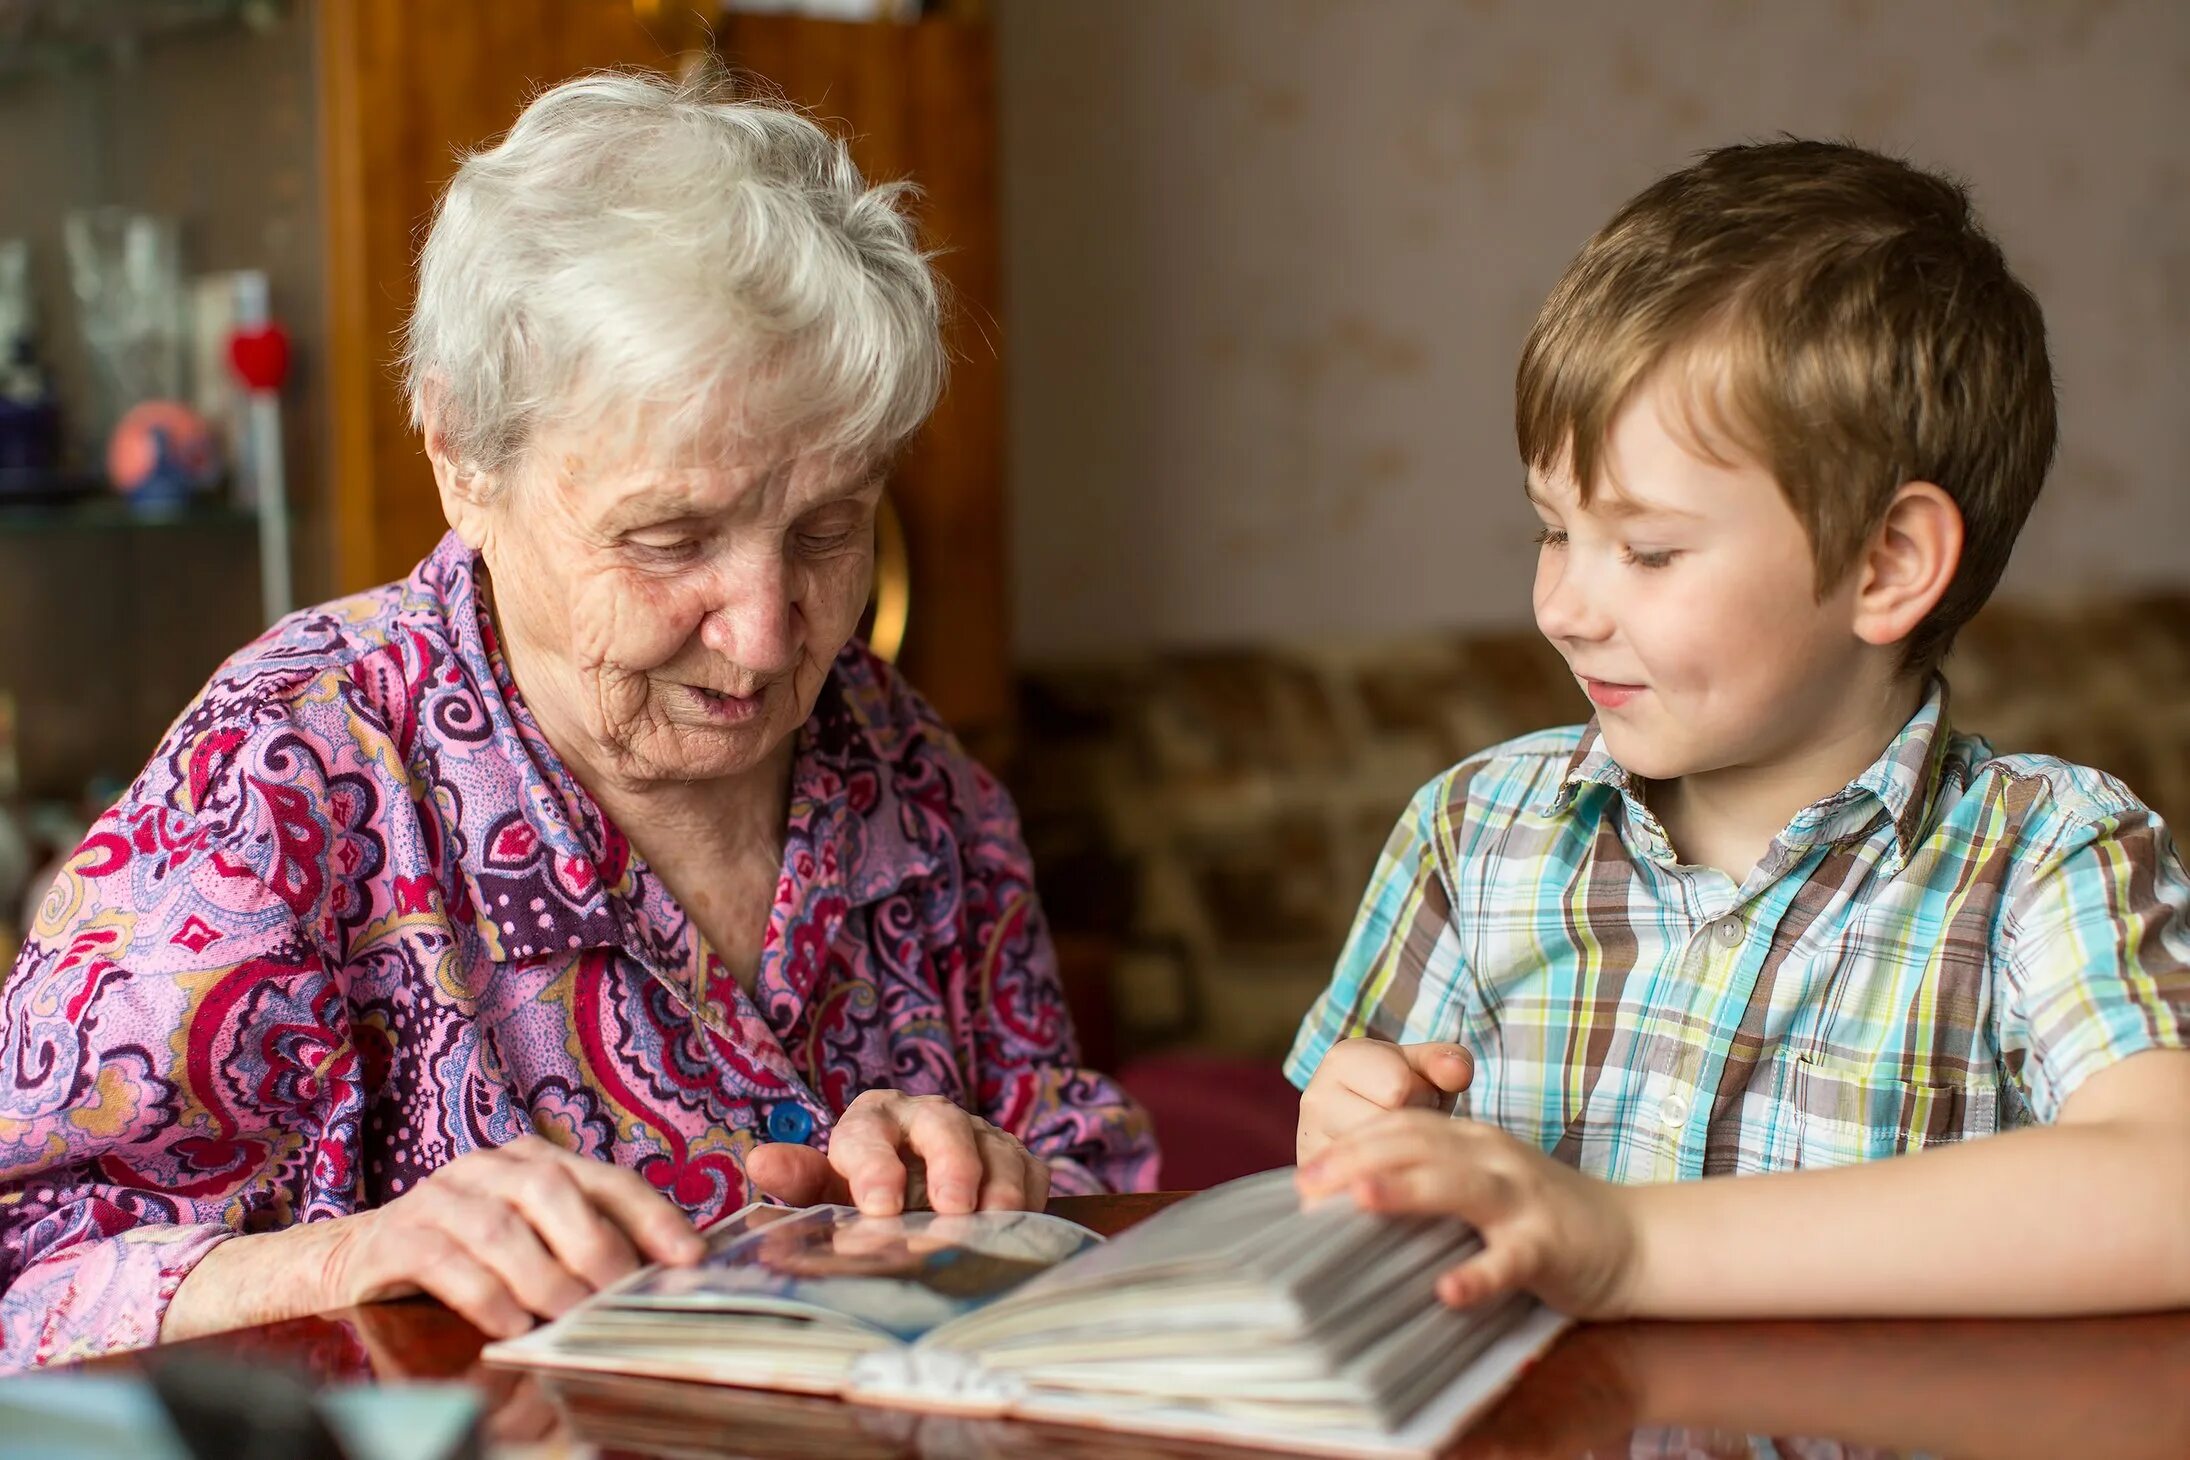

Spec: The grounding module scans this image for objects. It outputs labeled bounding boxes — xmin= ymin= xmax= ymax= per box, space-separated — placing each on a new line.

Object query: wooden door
xmin=317 ymin=2 xmax=1008 ymax=747
xmin=711 ymin=14 xmax=1008 ymax=752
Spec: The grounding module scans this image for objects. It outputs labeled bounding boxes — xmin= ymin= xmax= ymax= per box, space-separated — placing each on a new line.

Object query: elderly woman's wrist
xmin=162 ymin=1218 xmax=352 ymax=1342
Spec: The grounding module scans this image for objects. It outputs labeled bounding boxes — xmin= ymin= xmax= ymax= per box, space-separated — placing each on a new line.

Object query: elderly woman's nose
xmin=699 ymin=570 xmax=799 ymax=669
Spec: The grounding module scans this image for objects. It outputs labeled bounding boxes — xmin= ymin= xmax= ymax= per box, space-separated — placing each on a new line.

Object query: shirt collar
xmin=1532 ymin=676 xmax=1952 ymax=867
xmin=1781 ymin=676 xmax=1951 ymax=863
xmin=1540 ymin=722 xmax=1635 ymax=819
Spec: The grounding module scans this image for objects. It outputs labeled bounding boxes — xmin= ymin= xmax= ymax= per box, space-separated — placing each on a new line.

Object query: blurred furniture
xmin=0 ymin=5 xmax=318 ymax=801
xmin=1114 ymin=1050 xmax=1297 ymax=1190
xmin=0 ymin=502 xmax=261 ymax=798
xmin=318 ymin=0 xmax=1010 ymax=753
xmin=78 ymin=1190 xmax=2190 ymax=1459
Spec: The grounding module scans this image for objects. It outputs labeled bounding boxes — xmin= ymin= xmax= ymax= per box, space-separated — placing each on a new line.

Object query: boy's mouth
xmin=1579 ymin=676 xmax=1646 ymax=710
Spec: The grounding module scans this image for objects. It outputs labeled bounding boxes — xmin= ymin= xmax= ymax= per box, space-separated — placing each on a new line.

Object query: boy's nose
xmin=1534 ymin=561 xmax=1612 ymax=645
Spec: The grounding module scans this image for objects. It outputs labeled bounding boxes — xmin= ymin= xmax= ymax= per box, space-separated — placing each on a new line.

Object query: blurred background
xmin=0 ymin=0 xmax=2184 ymax=1185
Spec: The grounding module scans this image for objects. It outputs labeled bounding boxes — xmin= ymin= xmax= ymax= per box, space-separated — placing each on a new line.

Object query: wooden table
xmin=97 ymin=1190 xmax=2190 ymax=1458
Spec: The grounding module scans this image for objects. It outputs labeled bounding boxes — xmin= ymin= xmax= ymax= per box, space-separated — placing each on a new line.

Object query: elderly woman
xmin=0 ymin=72 xmax=1153 ymax=1368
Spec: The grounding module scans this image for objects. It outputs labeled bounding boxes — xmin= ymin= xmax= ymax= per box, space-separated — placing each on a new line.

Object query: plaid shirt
xmin=1287 ymin=683 xmax=2190 ymax=1181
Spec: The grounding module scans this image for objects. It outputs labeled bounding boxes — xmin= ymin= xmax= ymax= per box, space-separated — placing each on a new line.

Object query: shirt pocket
xmin=1792 ymin=1052 xmax=2001 ymax=1169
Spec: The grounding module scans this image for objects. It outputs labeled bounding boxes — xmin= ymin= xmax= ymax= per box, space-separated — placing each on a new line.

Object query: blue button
xmin=766 ymin=1103 xmax=815 ymax=1145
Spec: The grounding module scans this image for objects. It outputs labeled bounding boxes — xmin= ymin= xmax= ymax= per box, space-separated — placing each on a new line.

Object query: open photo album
xmin=485 ymin=1169 xmax=1569 ymax=1458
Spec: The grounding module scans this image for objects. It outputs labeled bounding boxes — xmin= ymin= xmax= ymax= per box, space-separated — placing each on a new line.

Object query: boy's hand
xmin=1295 ymin=1108 xmax=1639 ymax=1320
xmin=1297 ymin=1037 xmax=1475 ymax=1165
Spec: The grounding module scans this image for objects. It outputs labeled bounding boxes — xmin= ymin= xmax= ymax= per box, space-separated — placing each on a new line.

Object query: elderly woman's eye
xmin=627 ymin=536 xmax=702 ymax=564
xmin=796 ymin=528 xmax=861 ymax=556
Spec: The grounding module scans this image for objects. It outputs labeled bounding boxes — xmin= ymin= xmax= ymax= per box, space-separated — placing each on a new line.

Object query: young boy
xmin=1288 ymin=140 xmax=2190 ymax=1319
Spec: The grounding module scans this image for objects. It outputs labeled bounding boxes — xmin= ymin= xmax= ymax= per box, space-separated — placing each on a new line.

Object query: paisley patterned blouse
xmin=0 ymin=533 xmax=1155 ymax=1368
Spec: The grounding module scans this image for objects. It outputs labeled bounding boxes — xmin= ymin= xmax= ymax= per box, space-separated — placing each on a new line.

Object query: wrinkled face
xmin=467 ymin=422 xmax=881 ymax=792
xmin=1528 ymin=371 xmax=1871 ymax=784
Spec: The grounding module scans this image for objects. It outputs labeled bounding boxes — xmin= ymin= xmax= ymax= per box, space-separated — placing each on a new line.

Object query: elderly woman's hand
xmin=165 ymin=1134 xmax=704 ymax=1344
xmin=745 ymin=1092 xmax=1052 ymax=1216
xmin=319 ymin=1134 xmax=704 ymax=1336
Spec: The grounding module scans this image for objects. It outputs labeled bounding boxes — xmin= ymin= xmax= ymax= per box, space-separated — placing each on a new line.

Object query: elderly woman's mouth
xmin=685 ymin=684 xmax=767 ymax=722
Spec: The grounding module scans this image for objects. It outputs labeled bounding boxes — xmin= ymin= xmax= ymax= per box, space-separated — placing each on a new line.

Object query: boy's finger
xmin=1356 ymin=1152 xmax=1528 ymax=1231
xmin=1399 ymin=1043 xmax=1475 ymax=1096
xmin=1435 ymin=1241 xmax=1532 ymax=1309
xmin=1306 ymin=1123 xmax=1513 ymax=1217
xmin=1294 ymin=1116 xmax=1442 ymax=1197
xmin=1339 ymin=1050 xmax=1440 ymax=1111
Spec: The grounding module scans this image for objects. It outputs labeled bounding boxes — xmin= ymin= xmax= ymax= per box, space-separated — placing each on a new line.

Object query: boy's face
xmin=1527 ymin=370 xmax=1872 ymax=783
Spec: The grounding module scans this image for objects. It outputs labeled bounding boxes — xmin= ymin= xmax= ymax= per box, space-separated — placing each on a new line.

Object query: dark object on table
xmin=0 ymin=1361 xmax=483 ymax=1460
xmin=149 ymin=1356 xmax=349 ymax=1460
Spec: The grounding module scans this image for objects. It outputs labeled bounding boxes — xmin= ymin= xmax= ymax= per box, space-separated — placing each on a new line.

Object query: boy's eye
xmin=1533 ymin=527 xmax=1567 ymax=549
xmin=1623 ymin=547 xmax=1677 ymax=570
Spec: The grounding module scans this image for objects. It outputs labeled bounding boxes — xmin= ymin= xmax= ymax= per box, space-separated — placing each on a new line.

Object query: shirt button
xmin=1712 ymin=915 xmax=1745 ymax=948
xmin=1659 ymin=1092 xmax=1689 ymax=1127
xmin=766 ymin=1104 xmax=815 ymax=1145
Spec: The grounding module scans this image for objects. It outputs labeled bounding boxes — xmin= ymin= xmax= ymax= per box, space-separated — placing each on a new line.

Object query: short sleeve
xmin=1285 ymin=778 xmax=1471 ymax=1091
xmin=1996 ymin=799 xmax=2190 ymax=1122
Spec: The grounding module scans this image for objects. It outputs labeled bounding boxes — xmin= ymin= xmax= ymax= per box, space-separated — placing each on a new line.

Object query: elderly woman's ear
xmin=419 ymin=381 xmax=502 ymax=549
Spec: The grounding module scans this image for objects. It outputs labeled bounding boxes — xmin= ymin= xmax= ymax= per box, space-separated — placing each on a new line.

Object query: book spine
xmin=847 ymin=1348 xmax=1024 ymax=1415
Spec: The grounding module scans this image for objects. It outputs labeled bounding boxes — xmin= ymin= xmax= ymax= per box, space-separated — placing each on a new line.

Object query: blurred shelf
xmin=0 ymin=0 xmax=283 ymax=81
xmin=0 ymin=489 xmax=255 ymax=534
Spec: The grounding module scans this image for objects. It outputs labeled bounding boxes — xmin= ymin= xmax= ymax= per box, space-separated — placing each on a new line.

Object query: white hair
xmin=403 ymin=69 xmax=945 ymax=478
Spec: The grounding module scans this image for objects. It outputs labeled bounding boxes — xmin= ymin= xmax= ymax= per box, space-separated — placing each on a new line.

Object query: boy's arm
xmin=1286 ymin=779 xmax=1479 ymax=1162
xmin=1298 ymin=1050 xmax=2190 ymax=1319
xmin=1623 ymin=1046 xmax=2190 ymax=1316
xmin=1286 ymin=780 xmax=1465 ymax=1087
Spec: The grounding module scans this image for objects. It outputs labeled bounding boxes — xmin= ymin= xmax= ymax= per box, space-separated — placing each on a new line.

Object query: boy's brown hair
xmin=1516 ymin=139 xmax=2056 ymax=671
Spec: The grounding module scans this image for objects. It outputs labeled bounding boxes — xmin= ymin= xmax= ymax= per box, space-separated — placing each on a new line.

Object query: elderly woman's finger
xmin=398 ymin=1229 xmax=534 ymax=1340
xmin=543 ymin=1144 xmax=704 ymax=1265
xmin=745 ymin=1141 xmax=844 ymax=1208
xmin=901 ymin=1101 xmax=986 ymax=1214
xmin=828 ymin=1099 xmax=916 ymax=1216
xmin=453 ymin=1146 xmax=643 ymax=1291
xmin=426 ymin=1186 xmax=595 ymax=1320
xmin=973 ymin=1128 xmax=1040 ymax=1211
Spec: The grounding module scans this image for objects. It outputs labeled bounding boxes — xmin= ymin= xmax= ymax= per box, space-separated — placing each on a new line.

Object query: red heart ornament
xmin=228 ymin=324 xmax=291 ymax=391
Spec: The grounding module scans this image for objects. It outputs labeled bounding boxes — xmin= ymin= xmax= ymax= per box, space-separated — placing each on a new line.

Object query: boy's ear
xmin=1852 ymin=481 xmax=1963 ymax=650
xmin=418 ymin=380 xmax=503 ymax=551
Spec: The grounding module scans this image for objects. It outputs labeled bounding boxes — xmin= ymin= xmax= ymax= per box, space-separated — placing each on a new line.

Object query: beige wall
xmin=998 ymin=0 xmax=2190 ymax=660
